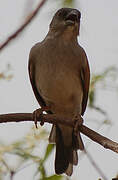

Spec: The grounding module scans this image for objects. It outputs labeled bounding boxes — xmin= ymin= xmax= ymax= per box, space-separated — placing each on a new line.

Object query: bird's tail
xmin=49 ymin=125 xmax=84 ymax=176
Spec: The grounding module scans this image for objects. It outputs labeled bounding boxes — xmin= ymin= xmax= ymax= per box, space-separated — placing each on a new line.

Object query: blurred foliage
xmin=0 ymin=127 xmax=67 ymax=179
xmin=89 ymin=66 xmax=118 ymax=115
xmin=62 ymin=0 xmax=75 ymax=7
xmin=0 ymin=64 xmax=13 ymax=81
xmin=0 ymin=0 xmax=118 ymax=179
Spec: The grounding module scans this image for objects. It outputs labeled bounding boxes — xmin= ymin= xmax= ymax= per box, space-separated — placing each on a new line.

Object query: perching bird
xmin=28 ymin=8 xmax=90 ymax=176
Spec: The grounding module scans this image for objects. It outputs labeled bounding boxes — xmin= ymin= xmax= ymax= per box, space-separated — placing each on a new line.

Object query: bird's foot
xmin=33 ymin=108 xmax=43 ymax=128
xmin=33 ymin=106 xmax=50 ymax=128
xmin=73 ymin=114 xmax=83 ymax=136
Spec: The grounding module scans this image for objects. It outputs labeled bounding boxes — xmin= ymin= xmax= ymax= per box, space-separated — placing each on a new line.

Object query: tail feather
xmin=72 ymin=131 xmax=84 ymax=150
xmin=73 ymin=150 xmax=78 ymax=165
xmin=55 ymin=144 xmax=72 ymax=174
xmin=77 ymin=132 xmax=84 ymax=150
xmin=49 ymin=125 xmax=84 ymax=176
xmin=49 ymin=125 xmax=56 ymax=143
xmin=65 ymin=163 xmax=73 ymax=176
xmin=55 ymin=126 xmax=70 ymax=174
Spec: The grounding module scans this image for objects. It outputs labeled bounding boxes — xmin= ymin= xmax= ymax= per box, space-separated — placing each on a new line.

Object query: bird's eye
xmin=57 ymin=9 xmax=68 ymax=18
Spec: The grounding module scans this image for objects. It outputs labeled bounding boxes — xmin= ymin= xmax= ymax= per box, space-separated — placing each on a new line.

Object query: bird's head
xmin=49 ymin=8 xmax=81 ymax=38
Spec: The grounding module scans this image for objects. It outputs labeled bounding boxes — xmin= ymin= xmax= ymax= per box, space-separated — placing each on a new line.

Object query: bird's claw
xmin=33 ymin=106 xmax=50 ymax=128
xmin=33 ymin=108 xmax=43 ymax=128
xmin=73 ymin=114 xmax=83 ymax=136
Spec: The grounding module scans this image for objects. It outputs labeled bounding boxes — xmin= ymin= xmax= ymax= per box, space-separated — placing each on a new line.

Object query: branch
xmin=0 ymin=113 xmax=118 ymax=154
xmin=84 ymin=150 xmax=107 ymax=180
xmin=0 ymin=0 xmax=47 ymax=51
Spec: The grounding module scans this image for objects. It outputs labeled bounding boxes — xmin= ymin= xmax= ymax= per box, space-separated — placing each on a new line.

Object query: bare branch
xmin=84 ymin=150 xmax=107 ymax=180
xmin=0 ymin=113 xmax=118 ymax=154
xmin=0 ymin=0 xmax=47 ymax=51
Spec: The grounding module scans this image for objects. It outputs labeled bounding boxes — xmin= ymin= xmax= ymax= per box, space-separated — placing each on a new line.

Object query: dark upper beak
xmin=65 ymin=11 xmax=80 ymax=25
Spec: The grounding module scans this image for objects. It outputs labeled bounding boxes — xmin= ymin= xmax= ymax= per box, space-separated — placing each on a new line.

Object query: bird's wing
xmin=28 ymin=60 xmax=46 ymax=108
xmin=28 ymin=45 xmax=52 ymax=115
xmin=80 ymin=52 xmax=90 ymax=116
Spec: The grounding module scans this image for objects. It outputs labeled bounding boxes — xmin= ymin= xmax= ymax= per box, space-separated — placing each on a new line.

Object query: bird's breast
xmin=35 ymin=46 xmax=83 ymax=114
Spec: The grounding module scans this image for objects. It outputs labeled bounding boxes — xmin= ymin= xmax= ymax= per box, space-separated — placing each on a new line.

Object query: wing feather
xmin=28 ymin=46 xmax=52 ymax=114
xmin=80 ymin=53 xmax=90 ymax=115
xmin=28 ymin=61 xmax=46 ymax=108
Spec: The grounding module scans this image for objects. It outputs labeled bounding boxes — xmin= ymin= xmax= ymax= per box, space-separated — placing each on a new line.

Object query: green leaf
xmin=43 ymin=144 xmax=54 ymax=162
xmin=43 ymin=175 xmax=63 ymax=180
xmin=89 ymin=90 xmax=95 ymax=107
xmin=13 ymin=149 xmax=39 ymax=160
xmin=38 ymin=164 xmax=46 ymax=178
xmin=62 ymin=0 xmax=75 ymax=7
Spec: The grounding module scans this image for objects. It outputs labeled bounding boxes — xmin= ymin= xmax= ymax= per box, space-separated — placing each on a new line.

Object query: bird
xmin=28 ymin=8 xmax=90 ymax=176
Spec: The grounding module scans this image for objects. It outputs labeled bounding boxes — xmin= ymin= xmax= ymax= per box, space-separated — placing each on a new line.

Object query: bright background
xmin=0 ymin=0 xmax=118 ymax=179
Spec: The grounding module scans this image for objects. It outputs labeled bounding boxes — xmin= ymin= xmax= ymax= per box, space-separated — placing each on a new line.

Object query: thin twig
xmin=2 ymin=159 xmax=11 ymax=171
xmin=79 ymin=120 xmax=109 ymax=160
xmin=84 ymin=149 xmax=107 ymax=180
xmin=0 ymin=113 xmax=118 ymax=154
xmin=0 ymin=0 xmax=47 ymax=51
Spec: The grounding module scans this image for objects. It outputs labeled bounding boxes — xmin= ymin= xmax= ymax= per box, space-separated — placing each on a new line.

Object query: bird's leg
xmin=72 ymin=113 xmax=83 ymax=136
xmin=33 ymin=106 xmax=50 ymax=128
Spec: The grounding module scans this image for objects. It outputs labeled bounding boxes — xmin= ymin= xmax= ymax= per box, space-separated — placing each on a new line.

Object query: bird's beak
xmin=65 ymin=11 xmax=80 ymax=26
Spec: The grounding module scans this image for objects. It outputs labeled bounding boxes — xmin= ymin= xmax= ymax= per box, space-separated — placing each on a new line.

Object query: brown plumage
xmin=28 ymin=8 xmax=90 ymax=176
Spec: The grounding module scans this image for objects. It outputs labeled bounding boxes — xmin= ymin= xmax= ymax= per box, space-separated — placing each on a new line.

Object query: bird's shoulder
xmin=29 ymin=39 xmax=53 ymax=65
xmin=28 ymin=42 xmax=42 ymax=81
xmin=76 ymin=44 xmax=89 ymax=67
xmin=77 ymin=44 xmax=87 ymax=58
xmin=29 ymin=42 xmax=42 ymax=62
